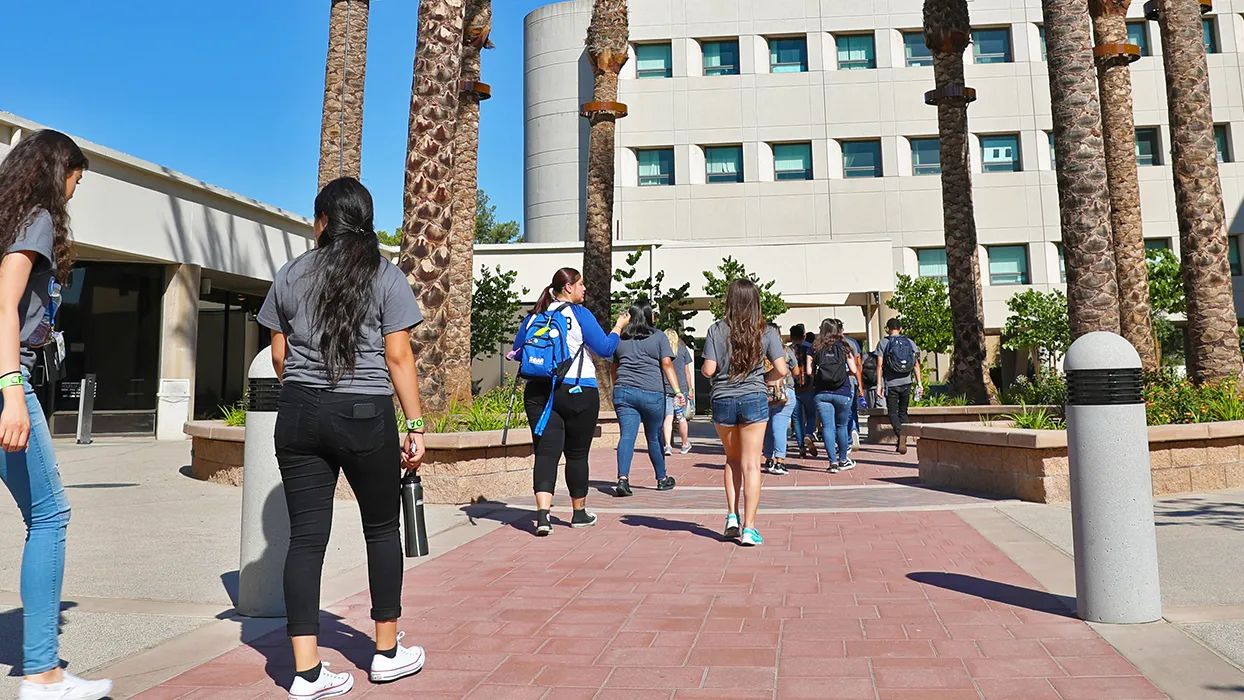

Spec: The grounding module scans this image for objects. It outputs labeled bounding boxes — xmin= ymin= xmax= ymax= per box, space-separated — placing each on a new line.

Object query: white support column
xmin=156 ymin=264 xmax=200 ymax=441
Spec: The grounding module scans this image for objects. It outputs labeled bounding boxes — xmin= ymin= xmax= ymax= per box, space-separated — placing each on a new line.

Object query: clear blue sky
xmin=1 ymin=0 xmax=552 ymax=234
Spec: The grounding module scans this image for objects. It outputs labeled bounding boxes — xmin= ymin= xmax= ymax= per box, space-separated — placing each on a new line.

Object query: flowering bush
xmin=1003 ymin=372 xmax=1066 ymax=407
xmin=1142 ymin=369 xmax=1244 ymax=426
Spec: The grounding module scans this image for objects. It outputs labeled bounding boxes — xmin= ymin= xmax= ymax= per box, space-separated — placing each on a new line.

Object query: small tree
xmin=703 ymin=256 xmax=788 ymax=321
xmin=376 ymin=229 xmax=403 ymax=247
xmin=1002 ymin=288 xmax=1071 ymax=371
xmin=886 ymin=274 xmax=952 ymax=357
xmin=611 ymin=250 xmax=696 ymax=332
xmin=475 ymin=189 xmax=521 ymax=244
xmin=1147 ymin=248 xmax=1185 ymax=315
xmin=471 ymin=265 xmax=528 ymax=360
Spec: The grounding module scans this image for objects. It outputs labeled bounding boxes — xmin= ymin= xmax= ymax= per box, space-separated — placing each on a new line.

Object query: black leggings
xmin=523 ymin=381 xmax=599 ymax=498
xmin=275 ymin=383 xmax=403 ymax=637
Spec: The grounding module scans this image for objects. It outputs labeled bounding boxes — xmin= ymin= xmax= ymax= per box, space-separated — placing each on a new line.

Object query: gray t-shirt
xmin=258 ymin=250 xmax=423 ymax=395
xmin=873 ymin=335 xmax=921 ymax=389
xmin=703 ymin=320 xmax=785 ymax=400
xmin=613 ymin=332 xmax=673 ymax=394
xmin=10 ymin=211 xmax=57 ymax=372
xmin=672 ymin=344 xmax=693 ymax=394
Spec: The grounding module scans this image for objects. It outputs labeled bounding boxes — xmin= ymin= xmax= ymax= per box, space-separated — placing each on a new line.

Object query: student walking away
xmin=702 ymin=280 xmax=787 ymax=546
xmin=810 ymin=319 xmax=866 ymax=473
xmin=837 ymin=320 xmax=863 ymax=451
xmin=763 ymin=324 xmax=797 ymax=475
xmin=259 ymin=178 xmax=427 ymax=698
xmin=0 ymin=131 xmax=111 ymax=700
xmin=861 ymin=350 xmax=880 ymax=409
xmin=788 ymin=324 xmax=816 ymax=458
xmin=610 ymin=300 xmax=683 ymax=496
xmin=662 ymin=328 xmax=695 ymax=455
xmin=512 ymin=267 xmax=628 ymax=534
xmin=873 ymin=317 xmax=923 ymax=454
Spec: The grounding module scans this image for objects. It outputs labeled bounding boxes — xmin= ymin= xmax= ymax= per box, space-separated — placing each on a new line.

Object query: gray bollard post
xmin=1064 ymin=331 xmax=1161 ymax=623
xmin=237 ymin=346 xmax=287 ymax=617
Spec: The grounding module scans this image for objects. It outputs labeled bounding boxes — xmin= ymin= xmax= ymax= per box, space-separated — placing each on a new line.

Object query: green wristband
xmin=404 ymin=417 xmax=424 ymax=432
xmin=0 ymin=373 xmax=23 ymax=390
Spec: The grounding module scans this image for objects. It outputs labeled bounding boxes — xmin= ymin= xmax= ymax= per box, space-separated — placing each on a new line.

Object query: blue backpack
xmin=515 ymin=303 xmax=585 ymax=435
xmin=884 ymin=335 xmax=917 ymax=376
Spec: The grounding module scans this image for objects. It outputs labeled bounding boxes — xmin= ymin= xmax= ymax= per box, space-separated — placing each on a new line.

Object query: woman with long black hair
xmin=701 ymin=279 xmax=786 ymax=546
xmin=511 ymin=268 xmax=628 ymax=535
xmin=0 ymin=131 xmax=112 ymax=700
xmin=809 ymin=318 xmax=865 ymax=473
xmin=609 ymin=298 xmax=683 ymax=496
xmin=259 ymin=177 xmax=427 ymax=699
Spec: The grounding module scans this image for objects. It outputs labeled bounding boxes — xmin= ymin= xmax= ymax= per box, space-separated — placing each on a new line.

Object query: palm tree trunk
xmin=444 ymin=0 xmax=492 ymax=407
xmin=318 ymin=0 xmax=370 ymax=190
xmin=400 ymin=0 xmax=466 ymax=412
xmin=582 ymin=0 xmax=629 ymax=407
xmin=1043 ymin=0 xmax=1121 ymax=337
xmin=1090 ymin=0 xmax=1158 ymax=369
xmin=1156 ymin=0 xmax=1241 ymax=383
xmin=923 ymin=0 xmax=998 ymax=405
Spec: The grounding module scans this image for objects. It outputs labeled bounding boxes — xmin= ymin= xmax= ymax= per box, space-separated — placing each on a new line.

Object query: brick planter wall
xmin=911 ymin=420 xmax=1244 ymax=503
xmin=866 ymin=406 xmax=1059 ymax=445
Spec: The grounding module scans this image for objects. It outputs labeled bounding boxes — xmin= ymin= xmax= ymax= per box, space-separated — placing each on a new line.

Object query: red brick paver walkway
xmin=140 ymin=505 xmax=1167 ymax=699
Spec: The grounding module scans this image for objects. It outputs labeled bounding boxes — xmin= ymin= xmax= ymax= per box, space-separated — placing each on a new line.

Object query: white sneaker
xmin=851 ymin=430 xmax=861 ymax=451
xmin=370 ymin=632 xmax=426 ymax=683
xmin=288 ymin=663 xmax=354 ymax=700
xmin=19 ymin=673 xmax=112 ymax=700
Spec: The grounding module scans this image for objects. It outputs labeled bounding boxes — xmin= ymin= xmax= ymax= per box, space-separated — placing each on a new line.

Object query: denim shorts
xmin=711 ymin=392 xmax=769 ymax=427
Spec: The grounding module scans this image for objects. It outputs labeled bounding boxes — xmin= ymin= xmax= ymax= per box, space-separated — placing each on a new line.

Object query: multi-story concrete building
xmin=507 ymin=0 xmax=1244 ymax=356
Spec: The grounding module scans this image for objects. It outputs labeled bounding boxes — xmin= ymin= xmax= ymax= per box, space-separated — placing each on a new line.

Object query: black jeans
xmin=886 ymin=383 xmax=913 ymax=437
xmin=523 ymin=380 xmax=599 ymax=499
xmin=275 ymin=383 xmax=403 ymax=637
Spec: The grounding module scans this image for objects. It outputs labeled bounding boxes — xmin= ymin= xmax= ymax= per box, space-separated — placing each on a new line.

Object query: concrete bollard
xmin=237 ymin=346 xmax=287 ymax=617
xmin=1064 ymin=332 xmax=1161 ymax=623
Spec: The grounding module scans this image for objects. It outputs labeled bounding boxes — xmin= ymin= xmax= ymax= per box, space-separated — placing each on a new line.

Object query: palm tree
xmin=582 ymin=0 xmax=629 ymax=406
xmin=318 ymin=0 xmax=370 ymax=190
xmin=443 ymin=0 xmax=493 ymax=407
xmin=1089 ymin=0 xmax=1158 ymax=369
xmin=1044 ymin=0 xmax=1121 ymax=337
xmin=1154 ymin=0 xmax=1241 ymax=383
xmin=400 ymin=0 xmax=467 ymax=412
xmin=923 ymin=0 xmax=998 ymax=405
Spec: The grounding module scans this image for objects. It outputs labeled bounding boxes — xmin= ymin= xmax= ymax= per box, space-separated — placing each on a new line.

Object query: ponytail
xmin=531 ymin=267 xmax=582 ymax=314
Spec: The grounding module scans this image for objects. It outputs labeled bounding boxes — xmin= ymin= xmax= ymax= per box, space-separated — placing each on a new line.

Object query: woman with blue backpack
xmin=809 ymin=319 xmax=865 ymax=473
xmin=609 ymin=298 xmax=683 ymax=496
xmin=512 ymin=267 xmax=629 ymax=536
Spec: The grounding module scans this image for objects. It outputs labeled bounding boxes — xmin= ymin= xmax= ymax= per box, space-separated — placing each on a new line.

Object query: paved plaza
xmin=5 ymin=432 xmax=1244 ymax=698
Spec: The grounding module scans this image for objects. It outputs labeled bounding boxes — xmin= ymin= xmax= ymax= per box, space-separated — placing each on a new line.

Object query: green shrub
xmin=915 ymin=393 xmax=969 ymax=407
xmin=1004 ymin=404 xmax=1065 ymax=430
xmin=1003 ymin=372 xmax=1066 ymax=407
xmin=412 ymin=376 xmax=530 ymax=433
xmin=220 ymin=402 xmax=246 ymax=427
xmin=1142 ymin=369 xmax=1244 ymax=426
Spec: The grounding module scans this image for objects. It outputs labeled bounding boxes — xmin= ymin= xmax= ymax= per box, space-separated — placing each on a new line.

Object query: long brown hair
xmin=0 ymin=130 xmax=89 ymax=283
xmin=724 ymin=278 xmax=764 ymax=380
xmin=813 ymin=318 xmax=846 ymax=355
xmin=532 ymin=267 xmax=580 ymax=314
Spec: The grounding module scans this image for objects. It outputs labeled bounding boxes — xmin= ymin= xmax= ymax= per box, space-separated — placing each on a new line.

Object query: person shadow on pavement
xmin=0 ymin=602 xmax=76 ymax=677
xmin=619 ymin=514 xmax=728 ymax=542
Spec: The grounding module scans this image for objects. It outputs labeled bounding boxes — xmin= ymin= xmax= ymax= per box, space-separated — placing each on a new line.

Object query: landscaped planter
xmin=910 ymin=420 xmax=1244 ymax=504
xmin=865 ymin=406 xmax=1059 ymax=444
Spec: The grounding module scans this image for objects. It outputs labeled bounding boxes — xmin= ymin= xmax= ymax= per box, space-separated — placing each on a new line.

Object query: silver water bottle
xmin=401 ymin=473 xmax=429 ymax=557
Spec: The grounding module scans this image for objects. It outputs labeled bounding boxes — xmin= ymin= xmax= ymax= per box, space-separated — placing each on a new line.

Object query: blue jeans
xmin=815 ymin=392 xmax=854 ymax=463
xmin=0 ymin=384 xmax=69 ymax=674
xmin=614 ymin=385 xmax=668 ymax=480
xmin=848 ymin=378 xmax=860 ymax=433
xmin=764 ymin=387 xmax=797 ymax=459
xmin=793 ymin=390 xmax=817 ymax=444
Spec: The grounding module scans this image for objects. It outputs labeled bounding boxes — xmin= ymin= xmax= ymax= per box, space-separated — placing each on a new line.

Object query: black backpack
xmin=814 ymin=342 xmax=849 ymax=391
xmin=884 ymin=335 xmax=917 ymax=376
xmin=861 ymin=352 xmax=878 ymax=386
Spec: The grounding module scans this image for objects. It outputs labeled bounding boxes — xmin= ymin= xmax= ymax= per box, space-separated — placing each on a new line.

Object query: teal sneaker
xmin=740 ymin=528 xmax=763 ymax=546
xmin=724 ymin=513 xmax=740 ymax=539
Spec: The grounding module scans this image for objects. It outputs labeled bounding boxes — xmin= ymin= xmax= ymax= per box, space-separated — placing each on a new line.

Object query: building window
xmin=988 ymin=245 xmax=1030 ymax=285
xmin=903 ymin=31 xmax=933 ymax=66
xmin=981 ymin=134 xmax=1021 ymax=173
xmin=917 ymin=248 xmax=948 ymax=283
xmin=1232 ymin=237 xmax=1242 ymax=277
xmin=705 ymin=145 xmax=744 ymax=183
xmin=1145 ymin=239 xmax=1171 ymax=253
xmin=1038 ymin=25 xmax=1047 ymax=61
xmin=635 ymin=43 xmax=672 ymax=79
xmin=769 ymin=37 xmax=808 ymax=73
xmin=1135 ymin=128 xmax=1161 ymax=166
xmin=1205 ymin=17 xmax=1219 ymax=54
xmin=973 ymin=28 xmax=1013 ymax=64
xmin=702 ymin=40 xmax=740 ymax=76
xmin=911 ymin=137 xmax=941 ymax=176
xmin=837 ymin=33 xmax=876 ymax=70
xmin=1056 ymin=244 xmax=1066 ymax=283
xmin=1048 ymin=132 xmax=1056 ymax=168
xmin=842 ymin=140 xmax=883 ymax=178
xmin=773 ymin=143 xmax=813 ymax=181
xmin=637 ymin=148 xmax=675 ymax=186
xmin=1127 ymin=21 xmax=1150 ymax=56
xmin=1215 ymin=124 xmax=1231 ymax=163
